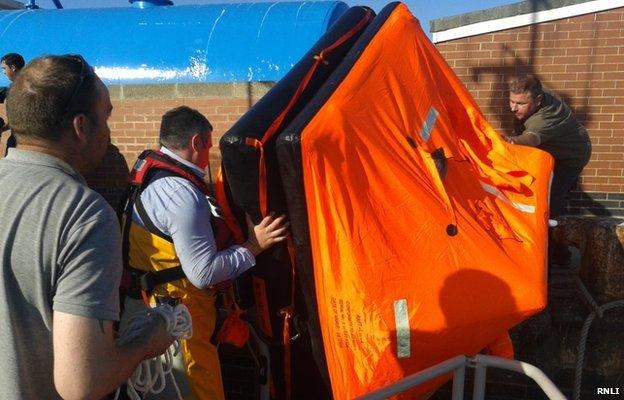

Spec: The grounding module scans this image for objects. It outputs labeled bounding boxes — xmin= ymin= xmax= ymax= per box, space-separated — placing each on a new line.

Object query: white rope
xmin=114 ymin=303 xmax=193 ymax=400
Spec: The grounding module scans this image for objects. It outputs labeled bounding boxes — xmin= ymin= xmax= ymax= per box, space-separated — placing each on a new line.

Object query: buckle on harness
xmin=155 ymin=296 xmax=180 ymax=307
xmin=124 ymin=270 xmax=147 ymax=300
xmin=291 ymin=315 xmax=306 ymax=343
xmin=138 ymin=273 xmax=158 ymax=296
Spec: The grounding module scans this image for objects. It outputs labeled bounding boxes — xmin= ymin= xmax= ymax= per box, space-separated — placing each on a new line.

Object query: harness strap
xmin=214 ymin=167 xmax=245 ymax=243
xmin=120 ymin=189 xmax=137 ymax=280
xmin=281 ymin=309 xmax=293 ymax=400
xmin=279 ymin=236 xmax=298 ymax=400
xmin=126 ymin=266 xmax=186 ymax=295
xmin=134 ymin=194 xmax=173 ymax=243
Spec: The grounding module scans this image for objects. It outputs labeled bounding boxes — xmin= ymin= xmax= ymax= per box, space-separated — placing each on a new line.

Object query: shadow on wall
xmin=566 ymin=189 xmax=614 ymax=216
xmin=467 ymin=0 xmax=603 ymax=216
xmin=84 ymin=143 xmax=130 ymax=209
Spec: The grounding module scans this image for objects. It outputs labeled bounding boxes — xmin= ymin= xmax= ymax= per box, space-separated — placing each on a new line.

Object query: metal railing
xmin=356 ymin=354 xmax=567 ymax=400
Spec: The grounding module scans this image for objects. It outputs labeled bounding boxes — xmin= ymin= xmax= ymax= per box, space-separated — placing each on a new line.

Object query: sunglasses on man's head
xmin=61 ymin=54 xmax=94 ymax=117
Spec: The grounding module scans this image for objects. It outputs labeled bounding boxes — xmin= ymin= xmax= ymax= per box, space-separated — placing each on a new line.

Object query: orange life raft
xmin=274 ymin=2 xmax=553 ymax=398
xmin=218 ymin=6 xmax=375 ymax=399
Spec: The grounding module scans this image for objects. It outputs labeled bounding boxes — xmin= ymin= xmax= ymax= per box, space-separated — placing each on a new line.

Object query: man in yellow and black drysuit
xmin=121 ymin=106 xmax=288 ymax=399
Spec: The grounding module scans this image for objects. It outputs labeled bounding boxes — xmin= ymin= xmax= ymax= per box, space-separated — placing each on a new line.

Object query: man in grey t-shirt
xmin=0 ymin=55 xmax=174 ymax=399
xmin=506 ymin=74 xmax=591 ymax=265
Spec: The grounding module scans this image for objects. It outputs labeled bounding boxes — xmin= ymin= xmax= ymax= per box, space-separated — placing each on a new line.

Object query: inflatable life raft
xmin=218 ymin=6 xmax=375 ymax=399
xmin=221 ymin=2 xmax=553 ymax=399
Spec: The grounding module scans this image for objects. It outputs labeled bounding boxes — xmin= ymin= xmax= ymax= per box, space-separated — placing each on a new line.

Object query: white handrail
xmin=354 ymin=354 xmax=567 ymax=400
xmin=356 ymin=356 xmax=468 ymax=400
xmin=472 ymin=355 xmax=567 ymax=400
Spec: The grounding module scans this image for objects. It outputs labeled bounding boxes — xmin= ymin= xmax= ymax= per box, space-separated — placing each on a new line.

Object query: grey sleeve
xmin=53 ymin=205 xmax=122 ymax=321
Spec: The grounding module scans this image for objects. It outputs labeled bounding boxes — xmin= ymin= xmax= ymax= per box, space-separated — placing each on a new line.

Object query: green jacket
xmin=513 ymin=91 xmax=591 ymax=167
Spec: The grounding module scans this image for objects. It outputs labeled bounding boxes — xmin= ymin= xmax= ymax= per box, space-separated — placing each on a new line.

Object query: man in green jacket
xmin=506 ymin=74 xmax=591 ymax=265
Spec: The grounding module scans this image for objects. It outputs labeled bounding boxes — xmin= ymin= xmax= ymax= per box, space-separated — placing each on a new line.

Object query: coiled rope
xmin=115 ymin=303 xmax=193 ymax=400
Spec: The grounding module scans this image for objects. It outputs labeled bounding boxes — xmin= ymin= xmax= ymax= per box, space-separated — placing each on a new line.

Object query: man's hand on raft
xmin=243 ymin=213 xmax=289 ymax=256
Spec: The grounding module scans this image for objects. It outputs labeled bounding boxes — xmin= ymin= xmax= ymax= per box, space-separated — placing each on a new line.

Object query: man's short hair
xmin=159 ymin=106 xmax=213 ymax=150
xmin=509 ymin=74 xmax=543 ymax=99
xmin=1 ymin=53 xmax=25 ymax=70
xmin=6 ymin=55 xmax=98 ymax=142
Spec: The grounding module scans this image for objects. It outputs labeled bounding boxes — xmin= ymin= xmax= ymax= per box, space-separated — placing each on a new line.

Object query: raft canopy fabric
xmin=218 ymin=6 xmax=376 ymax=398
xmin=276 ymin=2 xmax=552 ymax=399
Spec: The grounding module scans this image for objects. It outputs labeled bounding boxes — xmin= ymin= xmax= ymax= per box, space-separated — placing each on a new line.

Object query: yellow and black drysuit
xmin=120 ymin=150 xmax=239 ymax=400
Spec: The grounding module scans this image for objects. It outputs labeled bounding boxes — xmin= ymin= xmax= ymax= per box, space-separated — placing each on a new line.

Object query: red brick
xmin=601 ymin=105 xmax=624 ymax=113
xmin=597 ymin=138 xmax=624 ymax=145
xmin=492 ymin=33 xmax=518 ymax=42
xmin=566 ymin=64 xmax=591 ymax=73
xmin=455 ymin=43 xmax=481 ymax=52
xmin=602 ymin=72 xmax=624 ymax=80
xmin=593 ymin=43 xmax=623 ymax=55
xmin=593 ymin=184 xmax=622 ymax=191
xmin=555 ymin=21 xmax=582 ymax=31
xmin=580 ymin=20 xmax=609 ymax=30
xmin=595 ymin=12 xmax=623 ymax=21
xmin=539 ymin=48 xmax=567 ymax=57
xmin=541 ymin=64 xmax=569 ymax=73
xmin=604 ymin=54 xmax=624 ymax=63
xmin=542 ymin=31 xmax=570 ymax=41
xmin=609 ymin=160 xmax=624 ymax=168
xmin=587 ymin=97 xmax=616 ymax=106
xmin=591 ymin=145 xmax=612 ymax=153
xmin=587 ymin=129 xmax=614 ymax=137
xmin=599 ymin=122 xmax=624 ymax=129
xmin=568 ymin=30 xmax=595 ymax=40
xmin=581 ymin=176 xmax=609 ymax=184
xmin=112 ymin=137 xmax=137 ymax=144
xmin=597 ymin=152 xmax=624 ymax=160
xmin=594 ymin=29 xmax=621 ymax=39
xmin=608 ymin=177 xmax=624 ymax=185
xmin=592 ymin=63 xmax=619 ymax=72
xmin=227 ymin=114 xmax=243 ymax=122
xmin=588 ymin=80 xmax=616 ymax=89
xmin=597 ymin=168 xmax=623 ymax=176
xmin=587 ymin=161 xmax=612 ymax=169
xmin=573 ymin=13 xmax=597 ymax=23
xmin=436 ymin=43 xmax=457 ymax=52
xmin=565 ymin=47 xmax=592 ymax=56
xmin=555 ymin=39 xmax=583 ymax=48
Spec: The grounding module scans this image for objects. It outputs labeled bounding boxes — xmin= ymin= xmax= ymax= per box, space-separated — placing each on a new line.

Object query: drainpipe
xmin=129 ymin=0 xmax=174 ymax=8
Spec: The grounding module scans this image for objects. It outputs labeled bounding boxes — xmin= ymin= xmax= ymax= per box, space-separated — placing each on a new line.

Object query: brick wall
xmin=434 ymin=7 xmax=624 ymax=216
